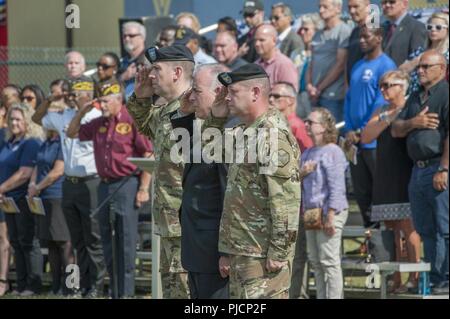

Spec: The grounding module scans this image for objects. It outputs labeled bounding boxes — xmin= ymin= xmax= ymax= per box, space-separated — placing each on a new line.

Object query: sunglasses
xmin=381 ymin=0 xmax=397 ymax=5
xmin=122 ymin=33 xmax=141 ymax=39
xmin=380 ymin=82 xmax=402 ymax=90
xmin=299 ymin=27 xmax=310 ymax=32
xmin=96 ymin=62 xmax=116 ymax=70
xmin=269 ymin=93 xmax=294 ymax=99
xmin=270 ymin=15 xmax=283 ymax=22
xmin=21 ymin=96 xmax=35 ymax=102
xmin=426 ymin=24 xmax=448 ymax=32
xmin=417 ymin=63 xmax=444 ymax=70
xmin=243 ymin=12 xmax=256 ymax=18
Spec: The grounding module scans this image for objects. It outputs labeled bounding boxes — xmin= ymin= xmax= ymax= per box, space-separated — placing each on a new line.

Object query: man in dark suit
xmin=170 ymin=64 xmax=230 ymax=299
xmin=381 ymin=0 xmax=427 ymax=66
xmin=270 ymin=3 xmax=304 ymax=58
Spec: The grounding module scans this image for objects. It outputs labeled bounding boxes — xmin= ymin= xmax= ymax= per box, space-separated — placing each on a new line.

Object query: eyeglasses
xmin=381 ymin=0 xmax=397 ymax=6
xmin=305 ymin=119 xmax=321 ymax=125
xmin=417 ymin=63 xmax=444 ymax=70
xmin=269 ymin=93 xmax=294 ymax=100
xmin=21 ymin=96 xmax=35 ymax=102
xmin=380 ymin=82 xmax=402 ymax=90
xmin=426 ymin=24 xmax=448 ymax=32
xmin=122 ymin=33 xmax=141 ymax=39
xmin=96 ymin=62 xmax=116 ymax=70
xmin=299 ymin=27 xmax=310 ymax=32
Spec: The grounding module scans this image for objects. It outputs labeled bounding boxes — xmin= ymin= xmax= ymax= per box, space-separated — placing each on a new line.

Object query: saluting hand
xmin=135 ymin=66 xmax=154 ymax=99
xmin=211 ymin=86 xmax=229 ymax=118
xmin=179 ymin=88 xmax=195 ymax=115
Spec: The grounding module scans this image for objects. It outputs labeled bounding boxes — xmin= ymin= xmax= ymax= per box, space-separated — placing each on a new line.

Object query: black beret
xmin=145 ymin=45 xmax=195 ymax=64
xmin=218 ymin=63 xmax=269 ymax=87
xmin=173 ymin=26 xmax=200 ymax=45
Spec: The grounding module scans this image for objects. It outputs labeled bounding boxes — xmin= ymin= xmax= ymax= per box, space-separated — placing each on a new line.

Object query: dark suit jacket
xmin=382 ymin=14 xmax=427 ymax=67
xmin=170 ymin=112 xmax=228 ymax=274
xmin=280 ymin=30 xmax=305 ymax=58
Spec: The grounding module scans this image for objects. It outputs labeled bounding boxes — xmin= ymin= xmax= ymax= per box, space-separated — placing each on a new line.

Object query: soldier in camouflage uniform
xmin=126 ymin=45 xmax=195 ymax=298
xmin=206 ymin=64 xmax=301 ymax=299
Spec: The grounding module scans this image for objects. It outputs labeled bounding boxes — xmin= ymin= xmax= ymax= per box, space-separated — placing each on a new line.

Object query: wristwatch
xmin=438 ymin=166 xmax=449 ymax=173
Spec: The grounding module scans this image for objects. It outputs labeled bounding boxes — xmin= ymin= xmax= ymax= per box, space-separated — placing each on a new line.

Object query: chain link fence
xmin=0 ymin=46 xmax=120 ymax=94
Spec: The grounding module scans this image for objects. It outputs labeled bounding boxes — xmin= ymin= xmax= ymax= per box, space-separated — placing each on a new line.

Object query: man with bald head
xmin=214 ymin=32 xmax=248 ymax=71
xmin=255 ymin=24 xmax=299 ymax=91
xmin=392 ymin=50 xmax=449 ymax=295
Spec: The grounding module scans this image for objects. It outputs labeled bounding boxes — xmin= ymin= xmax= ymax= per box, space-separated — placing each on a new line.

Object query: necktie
xmin=386 ymin=22 xmax=396 ymax=43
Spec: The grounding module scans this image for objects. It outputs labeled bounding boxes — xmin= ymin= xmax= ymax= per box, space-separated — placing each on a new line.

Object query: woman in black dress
xmin=361 ymin=70 xmax=421 ymax=293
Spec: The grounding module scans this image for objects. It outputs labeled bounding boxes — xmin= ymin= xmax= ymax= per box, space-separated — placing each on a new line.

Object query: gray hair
xmin=194 ymin=63 xmax=231 ymax=90
xmin=64 ymin=51 xmax=86 ymax=66
xmin=122 ymin=21 xmax=147 ymax=40
xmin=272 ymin=3 xmax=294 ymax=21
xmin=301 ymin=13 xmax=324 ymax=30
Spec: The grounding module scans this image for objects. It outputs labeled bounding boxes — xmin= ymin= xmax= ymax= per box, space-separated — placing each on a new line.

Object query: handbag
xmin=303 ymin=208 xmax=323 ymax=230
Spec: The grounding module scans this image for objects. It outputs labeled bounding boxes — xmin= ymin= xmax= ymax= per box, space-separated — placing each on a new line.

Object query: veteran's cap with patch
xmin=97 ymin=80 xmax=124 ymax=97
xmin=173 ymin=26 xmax=200 ymax=45
xmin=69 ymin=76 xmax=94 ymax=92
xmin=145 ymin=44 xmax=195 ymax=64
xmin=218 ymin=63 xmax=269 ymax=87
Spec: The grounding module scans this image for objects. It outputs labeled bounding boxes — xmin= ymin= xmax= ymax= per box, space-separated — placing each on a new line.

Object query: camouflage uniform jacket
xmin=127 ymin=93 xmax=184 ymax=237
xmin=207 ymin=108 xmax=301 ymax=261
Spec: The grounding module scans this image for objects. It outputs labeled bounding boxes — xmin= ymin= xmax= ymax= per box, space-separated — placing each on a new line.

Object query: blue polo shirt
xmin=0 ymin=137 xmax=41 ymax=199
xmin=344 ymin=53 xmax=396 ymax=149
xmin=36 ymin=136 xmax=64 ymax=199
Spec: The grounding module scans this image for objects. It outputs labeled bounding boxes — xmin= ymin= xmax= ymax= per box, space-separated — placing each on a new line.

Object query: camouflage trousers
xmin=160 ymin=236 xmax=190 ymax=299
xmin=229 ymin=255 xmax=292 ymax=299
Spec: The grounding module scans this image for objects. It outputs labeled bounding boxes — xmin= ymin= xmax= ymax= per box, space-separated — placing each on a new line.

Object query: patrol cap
xmin=241 ymin=0 xmax=264 ymax=14
xmin=97 ymin=80 xmax=124 ymax=97
xmin=173 ymin=26 xmax=200 ymax=45
xmin=145 ymin=44 xmax=195 ymax=64
xmin=218 ymin=63 xmax=269 ymax=87
xmin=69 ymin=76 xmax=94 ymax=93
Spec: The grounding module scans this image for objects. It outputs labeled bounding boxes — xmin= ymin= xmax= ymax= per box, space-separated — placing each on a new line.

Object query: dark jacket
xmin=170 ymin=112 xmax=228 ymax=274
xmin=382 ymin=14 xmax=427 ymax=67
xmin=279 ymin=29 xmax=305 ymax=59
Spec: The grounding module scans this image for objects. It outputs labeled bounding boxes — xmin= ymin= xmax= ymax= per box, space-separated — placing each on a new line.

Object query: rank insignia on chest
xmin=98 ymin=126 xmax=107 ymax=134
xmin=115 ymin=123 xmax=132 ymax=135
